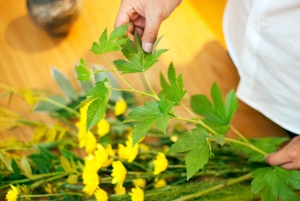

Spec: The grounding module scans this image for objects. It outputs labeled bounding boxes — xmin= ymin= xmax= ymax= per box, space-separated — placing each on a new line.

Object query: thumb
xmin=142 ymin=16 xmax=163 ymax=53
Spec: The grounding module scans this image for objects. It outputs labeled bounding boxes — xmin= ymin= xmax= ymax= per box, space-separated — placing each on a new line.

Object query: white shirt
xmin=223 ymin=0 xmax=300 ymax=134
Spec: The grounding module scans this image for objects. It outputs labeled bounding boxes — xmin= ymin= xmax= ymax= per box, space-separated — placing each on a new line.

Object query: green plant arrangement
xmin=1 ymin=24 xmax=300 ymax=201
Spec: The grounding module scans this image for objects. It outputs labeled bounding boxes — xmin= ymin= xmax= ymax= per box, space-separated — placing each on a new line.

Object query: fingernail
xmin=142 ymin=42 xmax=153 ymax=53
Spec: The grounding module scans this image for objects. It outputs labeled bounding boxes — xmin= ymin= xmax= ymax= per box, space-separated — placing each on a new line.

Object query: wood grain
xmin=0 ymin=0 xmax=287 ymax=141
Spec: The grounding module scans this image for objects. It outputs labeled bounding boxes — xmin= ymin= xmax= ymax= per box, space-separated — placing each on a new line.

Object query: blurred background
xmin=0 ymin=0 xmax=286 ymax=142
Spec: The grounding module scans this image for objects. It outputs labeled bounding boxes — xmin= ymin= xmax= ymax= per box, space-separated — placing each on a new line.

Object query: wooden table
xmin=0 ymin=0 xmax=286 ymax=141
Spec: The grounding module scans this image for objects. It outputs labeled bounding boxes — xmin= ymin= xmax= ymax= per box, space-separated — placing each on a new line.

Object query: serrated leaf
xmin=20 ymin=157 xmax=32 ymax=179
xmin=159 ymin=63 xmax=187 ymax=105
xmin=185 ymin=145 xmax=210 ymax=180
xmin=113 ymin=32 xmax=168 ymax=74
xmin=51 ymin=67 xmax=78 ymax=100
xmin=190 ymin=83 xmax=238 ymax=135
xmin=90 ymin=24 xmax=129 ymax=55
xmin=230 ymin=137 xmax=288 ymax=162
xmin=251 ymin=166 xmax=300 ymax=201
xmin=93 ymin=64 xmax=122 ymax=102
xmin=211 ymin=134 xmax=225 ymax=146
xmin=11 ymin=159 xmax=21 ymax=175
xmin=168 ymin=127 xmax=212 ymax=180
xmin=76 ymin=58 xmax=91 ymax=82
xmin=124 ymin=97 xmax=174 ymax=145
xmin=83 ymin=79 xmax=112 ymax=131
xmin=67 ymin=174 xmax=78 ymax=184
xmin=168 ymin=127 xmax=209 ymax=153
xmin=60 ymin=155 xmax=73 ymax=172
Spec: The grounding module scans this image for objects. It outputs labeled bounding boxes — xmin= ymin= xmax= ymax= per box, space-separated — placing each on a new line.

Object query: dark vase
xmin=26 ymin=0 xmax=82 ymax=36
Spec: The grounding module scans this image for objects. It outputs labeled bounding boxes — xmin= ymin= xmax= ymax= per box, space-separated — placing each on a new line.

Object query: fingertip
xmin=142 ymin=42 xmax=153 ymax=53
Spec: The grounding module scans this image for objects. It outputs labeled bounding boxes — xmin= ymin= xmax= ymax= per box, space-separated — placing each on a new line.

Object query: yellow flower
xmin=97 ymin=118 xmax=110 ymax=137
xmin=170 ymin=135 xmax=178 ymax=142
xmin=94 ymin=144 xmax=109 ymax=169
xmin=82 ymin=154 xmax=100 ymax=195
xmin=114 ymin=185 xmax=126 ymax=195
xmin=118 ymin=137 xmax=139 ymax=163
xmin=102 ymin=144 xmax=115 ymax=168
xmin=111 ymin=161 xmax=127 ymax=187
xmin=129 ymin=186 xmax=144 ymax=201
xmin=6 ymin=185 xmax=19 ymax=201
xmin=153 ymin=178 xmax=167 ymax=188
xmin=76 ymin=102 xmax=90 ymax=139
xmin=114 ymin=98 xmax=127 ymax=116
xmin=85 ymin=131 xmax=97 ymax=154
xmin=82 ymin=170 xmax=99 ymax=196
xmin=94 ymin=187 xmax=108 ymax=201
xmin=133 ymin=178 xmax=146 ymax=188
xmin=153 ymin=152 xmax=168 ymax=175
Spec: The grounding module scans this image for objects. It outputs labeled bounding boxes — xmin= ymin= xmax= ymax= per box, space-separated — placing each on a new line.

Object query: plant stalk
xmin=171 ymin=172 xmax=252 ymax=201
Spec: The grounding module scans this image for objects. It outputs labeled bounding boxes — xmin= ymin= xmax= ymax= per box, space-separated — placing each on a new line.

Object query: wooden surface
xmin=0 ymin=0 xmax=287 ymax=141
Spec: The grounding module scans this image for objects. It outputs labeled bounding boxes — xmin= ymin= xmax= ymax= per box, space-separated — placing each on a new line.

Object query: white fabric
xmin=223 ymin=0 xmax=300 ymax=134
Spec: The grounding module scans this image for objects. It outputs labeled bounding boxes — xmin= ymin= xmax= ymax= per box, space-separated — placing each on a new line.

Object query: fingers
xmin=142 ymin=15 xmax=163 ymax=53
xmin=265 ymin=151 xmax=291 ymax=166
xmin=265 ymin=136 xmax=300 ymax=170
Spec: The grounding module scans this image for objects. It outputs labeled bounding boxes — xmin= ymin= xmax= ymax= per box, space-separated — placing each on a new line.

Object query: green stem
xmin=41 ymin=97 xmax=79 ymax=117
xmin=230 ymin=125 xmax=249 ymax=143
xmin=101 ymin=55 xmax=132 ymax=89
xmin=171 ymin=172 xmax=253 ymax=201
xmin=225 ymin=138 xmax=268 ymax=156
xmin=93 ymin=69 xmax=113 ymax=74
xmin=21 ymin=192 xmax=85 ymax=198
xmin=143 ymin=72 xmax=159 ymax=100
xmin=174 ymin=116 xmax=218 ymax=135
xmin=181 ymin=104 xmax=197 ymax=118
xmin=112 ymin=88 xmax=158 ymax=99
xmin=29 ymin=172 xmax=70 ymax=189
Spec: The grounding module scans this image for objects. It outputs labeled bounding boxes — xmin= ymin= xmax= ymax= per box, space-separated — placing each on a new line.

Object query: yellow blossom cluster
xmin=114 ymin=98 xmax=127 ymax=116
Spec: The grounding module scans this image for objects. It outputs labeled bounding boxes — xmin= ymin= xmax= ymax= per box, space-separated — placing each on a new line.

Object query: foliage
xmin=0 ymin=26 xmax=297 ymax=201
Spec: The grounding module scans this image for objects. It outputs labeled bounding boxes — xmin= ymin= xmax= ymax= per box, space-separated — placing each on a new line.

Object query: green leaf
xmin=76 ymin=58 xmax=91 ymax=83
xmin=230 ymin=137 xmax=288 ymax=162
xmin=34 ymin=95 xmax=68 ymax=112
xmin=67 ymin=174 xmax=78 ymax=184
xmin=190 ymin=83 xmax=238 ymax=135
xmin=113 ymin=32 xmax=168 ymax=74
xmin=38 ymin=147 xmax=54 ymax=160
xmin=83 ymin=79 xmax=112 ymax=131
xmin=159 ymin=63 xmax=187 ymax=105
xmin=251 ymin=166 xmax=300 ymax=201
xmin=51 ymin=67 xmax=78 ymax=100
xmin=185 ymin=146 xmax=211 ymax=180
xmin=60 ymin=155 xmax=73 ymax=172
xmin=93 ymin=64 xmax=122 ymax=102
xmin=211 ymin=134 xmax=225 ymax=146
xmin=90 ymin=24 xmax=129 ymax=55
xmin=20 ymin=157 xmax=32 ymax=179
xmin=11 ymin=159 xmax=21 ymax=175
xmin=0 ymin=152 xmax=12 ymax=171
xmin=124 ymin=96 xmax=174 ymax=145
xmin=168 ymin=127 xmax=212 ymax=180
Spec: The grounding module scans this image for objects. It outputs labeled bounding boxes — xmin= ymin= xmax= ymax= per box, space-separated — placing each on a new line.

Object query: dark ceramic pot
xmin=27 ymin=0 xmax=82 ymax=36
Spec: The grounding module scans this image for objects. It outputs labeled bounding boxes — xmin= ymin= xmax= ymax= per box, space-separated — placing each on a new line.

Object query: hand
xmin=114 ymin=0 xmax=182 ymax=53
xmin=265 ymin=135 xmax=300 ymax=170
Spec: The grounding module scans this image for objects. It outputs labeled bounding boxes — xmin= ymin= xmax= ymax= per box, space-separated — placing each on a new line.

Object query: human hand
xmin=114 ymin=0 xmax=182 ymax=53
xmin=265 ymin=135 xmax=300 ymax=170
